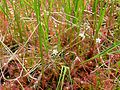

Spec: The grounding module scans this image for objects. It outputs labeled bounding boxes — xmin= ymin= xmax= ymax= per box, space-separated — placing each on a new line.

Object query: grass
xmin=0 ymin=0 xmax=9 ymax=19
xmin=94 ymin=1 xmax=107 ymax=41
xmin=56 ymin=66 xmax=72 ymax=90
xmin=81 ymin=41 xmax=120 ymax=64
xmin=33 ymin=0 xmax=45 ymax=74
xmin=0 ymin=0 xmax=120 ymax=89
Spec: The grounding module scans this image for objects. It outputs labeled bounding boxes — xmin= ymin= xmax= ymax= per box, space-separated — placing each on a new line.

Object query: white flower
xmin=55 ymin=24 xmax=57 ymax=28
xmin=96 ymin=38 xmax=101 ymax=43
xmin=52 ymin=49 xmax=58 ymax=56
xmin=13 ymin=0 xmax=15 ymax=3
xmin=79 ymin=33 xmax=85 ymax=39
xmin=3 ymin=63 xmax=7 ymax=66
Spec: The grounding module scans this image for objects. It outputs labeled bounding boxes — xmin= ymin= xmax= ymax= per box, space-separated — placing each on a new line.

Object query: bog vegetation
xmin=0 ymin=0 xmax=120 ymax=90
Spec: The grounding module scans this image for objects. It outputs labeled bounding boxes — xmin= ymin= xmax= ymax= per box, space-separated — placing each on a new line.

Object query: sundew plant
xmin=0 ymin=0 xmax=120 ymax=89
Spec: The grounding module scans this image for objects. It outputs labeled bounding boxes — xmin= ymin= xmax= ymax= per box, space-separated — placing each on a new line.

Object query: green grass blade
xmin=49 ymin=0 xmax=54 ymax=11
xmin=94 ymin=2 xmax=107 ymax=40
xmin=33 ymin=0 xmax=43 ymax=57
xmin=44 ymin=12 xmax=49 ymax=53
xmin=73 ymin=0 xmax=79 ymax=24
xmin=19 ymin=0 xmax=34 ymax=9
xmin=109 ymin=50 xmax=120 ymax=54
xmin=0 ymin=0 xmax=9 ymax=19
xmin=0 ymin=5 xmax=9 ymax=19
xmin=41 ymin=2 xmax=49 ymax=53
xmin=2 ymin=0 xmax=10 ymax=18
xmin=64 ymin=0 xmax=71 ymax=21
xmin=81 ymin=41 xmax=120 ymax=64
xmin=33 ymin=0 xmax=44 ymax=74
xmin=79 ymin=0 xmax=85 ymax=22
xmin=56 ymin=66 xmax=64 ymax=90
xmin=56 ymin=66 xmax=71 ymax=90
xmin=11 ymin=1 xmax=23 ymax=42
xmin=92 ymin=0 xmax=98 ymax=29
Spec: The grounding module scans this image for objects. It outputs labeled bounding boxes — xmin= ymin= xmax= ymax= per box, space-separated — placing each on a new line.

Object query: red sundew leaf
xmin=106 ymin=15 xmax=115 ymax=30
xmin=110 ymin=54 xmax=120 ymax=62
xmin=71 ymin=68 xmax=79 ymax=77
xmin=42 ymin=77 xmax=47 ymax=89
xmin=43 ymin=75 xmax=51 ymax=82
xmin=24 ymin=86 xmax=33 ymax=90
xmin=11 ymin=85 xmax=19 ymax=90
xmin=19 ymin=76 xmax=30 ymax=86
xmin=87 ymin=73 xmax=97 ymax=88
xmin=73 ymin=84 xmax=79 ymax=90
xmin=63 ymin=82 xmax=71 ymax=90
xmin=71 ymin=57 xmax=82 ymax=70
xmin=7 ymin=64 xmax=15 ymax=77
xmin=17 ymin=63 xmax=22 ymax=71
xmin=0 ymin=85 xmax=4 ymax=90
xmin=73 ymin=78 xmax=81 ymax=84
xmin=104 ymin=79 xmax=113 ymax=90
xmin=114 ymin=54 xmax=120 ymax=59
xmin=63 ymin=86 xmax=71 ymax=90
xmin=3 ymin=34 xmax=13 ymax=45
xmin=100 ymin=27 xmax=108 ymax=37
xmin=3 ymin=82 xmax=19 ymax=90
xmin=52 ymin=81 xmax=57 ymax=90
xmin=0 ymin=11 xmax=9 ymax=34
xmin=87 ymin=4 xmax=92 ymax=11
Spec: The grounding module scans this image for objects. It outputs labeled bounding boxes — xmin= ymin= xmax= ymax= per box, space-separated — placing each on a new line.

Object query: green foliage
xmin=56 ymin=66 xmax=72 ymax=90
